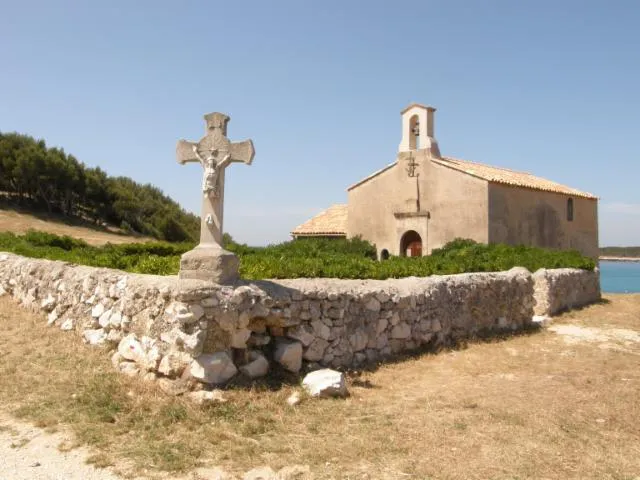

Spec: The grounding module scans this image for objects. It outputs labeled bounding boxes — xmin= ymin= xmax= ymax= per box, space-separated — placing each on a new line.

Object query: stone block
xmin=274 ymin=339 xmax=303 ymax=372
xmin=239 ymin=351 xmax=269 ymax=378
xmin=179 ymin=246 xmax=239 ymax=285
xmin=190 ymin=352 xmax=238 ymax=384
xmin=302 ymin=369 xmax=348 ymax=398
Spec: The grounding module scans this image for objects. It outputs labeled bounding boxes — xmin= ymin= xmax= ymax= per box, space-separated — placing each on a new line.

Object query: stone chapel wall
xmin=0 ymin=252 xmax=600 ymax=388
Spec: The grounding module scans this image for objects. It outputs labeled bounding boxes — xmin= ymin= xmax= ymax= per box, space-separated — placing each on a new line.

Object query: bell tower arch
xmin=398 ymin=103 xmax=440 ymax=158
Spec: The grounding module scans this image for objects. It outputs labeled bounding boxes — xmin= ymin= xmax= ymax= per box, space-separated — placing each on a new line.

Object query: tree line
xmin=0 ymin=132 xmax=199 ymax=242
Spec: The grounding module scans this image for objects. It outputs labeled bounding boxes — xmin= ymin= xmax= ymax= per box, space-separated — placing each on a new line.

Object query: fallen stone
xmin=91 ymin=303 xmax=105 ymax=318
xmin=60 ymin=319 xmax=74 ymax=331
xmin=118 ymin=334 xmax=144 ymax=362
xmin=243 ymin=466 xmax=277 ymax=480
xmin=188 ymin=390 xmax=227 ymax=405
xmin=190 ymin=352 xmax=238 ymax=384
xmin=302 ymin=369 xmax=348 ymax=398
xmin=274 ymin=339 xmax=302 ymax=373
xmin=158 ymin=351 xmax=192 ymax=378
xmin=83 ymin=328 xmax=107 ymax=345
xmin=157 ymin=378 xmax=190 ymax=396
xmin=239 ymin=351 xmax=269 ymax=378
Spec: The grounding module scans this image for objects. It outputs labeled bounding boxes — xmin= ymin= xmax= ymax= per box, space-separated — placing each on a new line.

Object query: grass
xmin=0 ymin=295 xmax=639 ymax=478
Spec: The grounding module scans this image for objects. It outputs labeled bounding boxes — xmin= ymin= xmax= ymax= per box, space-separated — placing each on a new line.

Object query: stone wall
xmin=533 ymin=267 xmax=601 ymax=316
xmin=0 ymin=252 xmax=599 ymax=389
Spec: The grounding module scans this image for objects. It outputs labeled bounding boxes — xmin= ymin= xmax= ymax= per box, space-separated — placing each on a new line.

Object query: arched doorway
xmin=400 ymin=230 xmax=422 ymax=257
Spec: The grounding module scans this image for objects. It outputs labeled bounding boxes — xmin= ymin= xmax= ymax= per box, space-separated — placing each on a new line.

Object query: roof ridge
xmin=440 ymin=156 xmax=532 ymax=176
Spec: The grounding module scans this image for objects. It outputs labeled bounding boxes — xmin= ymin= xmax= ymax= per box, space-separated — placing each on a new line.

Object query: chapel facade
xmin=292 ymin=103 xmax=599 ymax=259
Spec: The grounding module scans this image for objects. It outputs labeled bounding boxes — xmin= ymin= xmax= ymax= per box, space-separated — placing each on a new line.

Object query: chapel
xmin=291 ymin=103 xmax=599 ymax=259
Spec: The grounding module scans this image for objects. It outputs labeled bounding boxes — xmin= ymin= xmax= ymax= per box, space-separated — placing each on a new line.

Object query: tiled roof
xmin=291 ymin=204 xmax=348 ymax=236
xmin=433 ymin=156 xmax=597 ymax=199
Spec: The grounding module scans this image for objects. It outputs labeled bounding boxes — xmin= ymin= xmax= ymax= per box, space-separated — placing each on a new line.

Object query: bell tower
xmin=398 ymin=103 xmax=440 ymax=158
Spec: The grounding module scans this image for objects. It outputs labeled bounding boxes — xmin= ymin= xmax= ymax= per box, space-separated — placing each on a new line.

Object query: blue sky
xmin=1 ymin=0 xmax=639 ymax=246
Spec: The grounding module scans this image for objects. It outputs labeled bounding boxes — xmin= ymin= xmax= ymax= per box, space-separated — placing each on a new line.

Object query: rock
xmin=276 ymin=465 xmax=312 ymax=480
xmin=287 ymin=324 xmax=315 ymax=347
xmin=532 ymin=315 xmax=552 ymax=326
xmin=303 ymin=338 xmax=329 ymax=362
xmin=158 ymin=351 xmax=192 ymax=378
xmin=0 ymin=285 xmax=6 ymax=297
xmin=391 ymin=323 xmax=411 ymax=339
xmin=274 ymin=339 xmax=302 ymax=373
xmin=60 ymin=319 xmax=74 ymax=331
xmin=118 ymin=334 xmax=144 ymax=362
xmin=243 ymin=467 xmax=277 ymax=480
xmin=310 ymin=320 xmax=331 ymax=341
xmin=302 ymin=369 xmax=348 ymax=398
xmin=286 ymin=391 xmax=302 ymax=406
xmin=118 ymin=361 xmax=140 ymax=377
xmin=239 ymin=351 xmax=269 ymax=378
xmin=376 ymin=317 xmax=389 ymax=335
xmin=188 ymin=390 xmax=226 ymax=405
xmin=190 ymin=352 xmax=238 ymax=384
xmin=47 ymin=310 xmax=58 ymax=326
xmin=83 ymin=328 xmax=107 ymax=345
xmin=98 ymin=309 xmax=112 ymax=328
xmin=107 ymin=329 xmax=124 ymax=344
xmin=247 ymin=333 xmax=271 ymax=347
xmin=230 ymin=328 xmax=251 ymax=349
xmin=91 ymin=303 xmax=105 ymax=318
xmin=108 ymin=311 xmax=122 ymax=328
xmin=180 ymin=328 xmax=207 ymax=356
xmin=365 ymin=297 xmax=381 ymax=312
xmin=431 ymin=319 xmax=442 ymax=332
xmin=348 ymin=329 xmax=368 ymax=352
xmin=40 ymin=294 xmax=56 ymax=312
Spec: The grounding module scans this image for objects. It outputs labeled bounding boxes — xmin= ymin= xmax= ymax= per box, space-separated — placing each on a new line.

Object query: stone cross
xmin=176 ymin=112 xmax=254 ymax=283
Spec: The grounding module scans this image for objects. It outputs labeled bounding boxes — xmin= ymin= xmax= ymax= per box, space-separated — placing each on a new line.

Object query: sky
xmin=1 ymin=0 xmax=639 ymax=246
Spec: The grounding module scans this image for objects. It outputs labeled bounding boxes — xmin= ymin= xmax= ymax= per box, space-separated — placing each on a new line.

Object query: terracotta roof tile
xmin=434 ymin=156 xmax=597 ymax=199
xmin=291 ymin=204 xmax=348 ymax=236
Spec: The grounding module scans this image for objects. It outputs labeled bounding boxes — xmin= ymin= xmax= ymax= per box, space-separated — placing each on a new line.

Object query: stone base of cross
xmin=176 ymin=112 xmax=254 ymax=284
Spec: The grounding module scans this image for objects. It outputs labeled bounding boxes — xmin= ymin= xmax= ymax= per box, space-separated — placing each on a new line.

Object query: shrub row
xmin=0 ymin=231 xmax=595 ymax=279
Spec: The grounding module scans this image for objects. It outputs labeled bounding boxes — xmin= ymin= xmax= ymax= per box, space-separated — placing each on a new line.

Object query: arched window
xmin=409 ymin=115 xmax=420 ymax=150
xmin=380 ymin=249 xmax=390 ymax=260
xmin=567 ymin=198 xmax=574 ymax=222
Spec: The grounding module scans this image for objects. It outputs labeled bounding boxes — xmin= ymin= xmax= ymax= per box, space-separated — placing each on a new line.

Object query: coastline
xmin=599 ymin=256 xmax=640 ymax=263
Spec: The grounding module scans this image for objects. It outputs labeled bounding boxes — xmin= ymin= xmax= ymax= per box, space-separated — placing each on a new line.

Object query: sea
xmin=599 ymin=261 xmax=640 ymax=293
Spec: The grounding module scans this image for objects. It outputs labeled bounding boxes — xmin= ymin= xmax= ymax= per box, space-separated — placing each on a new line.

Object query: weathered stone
xmin=390 ymin=312 xmax=401 ymax=326
xmin=286 ymin=391 xmax=302 ymax=406
xmin=46 ymin=310 xmax=58 ymax=326
xmin=431 ymin=319 xmax=442 ymax=332
xmin=239 ymin=351 xmax=269 ymax=378
xmin=158 ymin=351 xmax=192 ymax=378
xmin=376 ymin=317 xmax=389 ymax=335
xmin=365 ymin=297 xmax=381 ymax=312
xmin=230 ymin=328 xmax=251 ymax=349
xmin=276 ymin=465 xmax=312 ymax=480
xmin=158 ymin=378 xmax=190 ymax=396
xmin=349 ymin=329 xmax=368 ymax=352
xmin=109 ymin=311 xmax=122 ymax=328
xmin=179 ymin=246 xmax=240 ymax=284
xmin=193 ymin=467 xmax=232 ymax=480
xmin=60 ymin=318 xmax=74 ymax=331
xmin=303 ymin=337 xmax=329 ymax=362
xmin=287 ymin=324 xmax=315 ymax=347
xmin=247 ymin=333 xmax=271 ymax=347
xmin=274 ymin=339 xmax=303 ymax=372
xmin=91 ymin=303 xmax=105 ymax=318
xmin=107 ymin=329 xmax=124 ymax=344
xmin=190 ymin=352 xmax=237 ymax=384
xmin=98 ymin=309 xmax=112 ymax=328
xmin=83 ymin=328 xmax=107 ymax=345
xmin=118 ymin=334 xmax=144 ymax=362
xmin=391 ymin=323 xmax=411 ymax=339
xmin=311 ymin=319 xmax=330 ymax=340
xmin=0 ymin=285 xmax=6 ymax=297
xmin=302 ymin=369 xmax=348 ymax=398
xmin=188 ymin=389 xmax=226 ymax=405
xmin=40 ymin=294 xmax=56 ymax=312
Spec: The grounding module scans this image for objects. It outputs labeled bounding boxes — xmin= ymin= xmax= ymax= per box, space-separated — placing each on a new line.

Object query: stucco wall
xmin=0 ymin=252 xmax=600 ymax=390
xmin=347 ymin=151 xmax=489 ymax=257
xmin=488 ymin=183 xmax=599 ymax=258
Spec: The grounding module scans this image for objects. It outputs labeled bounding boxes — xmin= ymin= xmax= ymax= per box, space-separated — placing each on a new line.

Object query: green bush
xmin=0 ymin=232 xmax=595 ymax=279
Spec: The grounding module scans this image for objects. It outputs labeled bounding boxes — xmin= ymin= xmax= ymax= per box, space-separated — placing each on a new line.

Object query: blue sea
xmin=599 ymin=261 xmax=640 ymax=293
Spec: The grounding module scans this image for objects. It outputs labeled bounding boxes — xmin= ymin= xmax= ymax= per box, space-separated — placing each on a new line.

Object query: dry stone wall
xmin=533 ymin=268 xmax=601 ymax=316
xmin=0 ymin=252 xmax=600 ymax=390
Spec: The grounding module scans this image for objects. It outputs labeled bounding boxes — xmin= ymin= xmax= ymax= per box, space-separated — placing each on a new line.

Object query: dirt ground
xmin=0 ymin=294 xmax=638 ymax=479
xmin=0 ymin=208 xmax=152 ymax=245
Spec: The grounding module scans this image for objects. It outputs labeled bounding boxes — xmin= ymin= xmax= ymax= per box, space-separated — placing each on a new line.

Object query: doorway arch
xmin=400 ymin=230 xmax=422 ymax=257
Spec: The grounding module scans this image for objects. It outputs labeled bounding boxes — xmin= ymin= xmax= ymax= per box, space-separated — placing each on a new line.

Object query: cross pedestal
xmin=176 ymin=112 xmax=254 ymax=284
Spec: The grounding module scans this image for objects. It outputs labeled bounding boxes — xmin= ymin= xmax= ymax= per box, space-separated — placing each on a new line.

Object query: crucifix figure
xmin=176 ymin=112 xmax=255 ymax=283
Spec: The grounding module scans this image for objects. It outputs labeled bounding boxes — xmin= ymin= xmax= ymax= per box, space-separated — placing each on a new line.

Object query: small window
xmin=567 ymin=198 xmax=574 ymax=222
xmin=380 ymin=249 xmax=390 ymax=260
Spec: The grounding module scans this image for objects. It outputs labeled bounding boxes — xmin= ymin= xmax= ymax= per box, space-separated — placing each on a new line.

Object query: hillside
xmin=0 ymin=208 xmax=153 ymax=246
xmin=0 ymin=132 xmax=199 ymax=242
xmin=600 ymin=246 xmax=640 ymax=258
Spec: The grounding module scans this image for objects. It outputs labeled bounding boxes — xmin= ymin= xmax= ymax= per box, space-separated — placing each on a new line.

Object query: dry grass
xmin=0 ymin=207 xmax=152 ymax=245
xmin=0 ymin=295 xmax=639 ymax=479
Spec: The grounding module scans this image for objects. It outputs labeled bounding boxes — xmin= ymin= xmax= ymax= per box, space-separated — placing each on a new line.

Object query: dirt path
xmin=0 ymin=414 xmax=123 ymax=480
